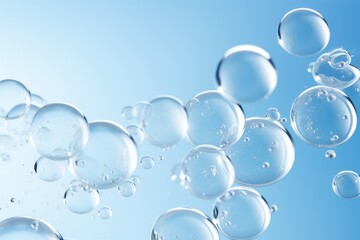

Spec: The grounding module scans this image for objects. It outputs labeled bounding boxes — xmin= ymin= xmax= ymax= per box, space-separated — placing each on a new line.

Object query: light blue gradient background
xmin=0 ymin=1 xmax=359 ymax=239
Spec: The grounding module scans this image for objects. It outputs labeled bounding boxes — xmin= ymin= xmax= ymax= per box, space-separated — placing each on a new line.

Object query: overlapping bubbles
xmin=0 ymin=6 xmax=359 ymax=240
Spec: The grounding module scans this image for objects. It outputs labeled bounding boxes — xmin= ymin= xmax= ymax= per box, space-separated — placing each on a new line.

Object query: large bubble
xmin=332 ymin=170 xmax=360 ymax=199
xmin=216 ymin=45 xmax=277 ymax=103
xmin=311 ymin=48 xmax=360 ymax=89
xmin=63 ymin=180 xmax=100 ymax=214
xmin=0 ymin=216 xmax=63 ymax=240
xmin=179 ymin=145 xmax=235 ymax=199
xmin=30 ymin=103 xmax=89 ymax=160
xmin=151 ymin=207 xmax=219 ymax=240
xmin=278 ymin=8 xmax=330 ymax=56
xmin=226 ymin=117 xmax=295 ymax=186
xmin=186 ymin=90 xmax=245 ymax=148
xmin=213 ymin=187 xmax=271 ymax=240
xmin=69 ymin=121 xmax=138 ymax=189
xmin=290 ymin=86 xmax=357 ymax=147
xmin=0 ymin=79 xmax=31 ymax=120
xmin=141 ymin=96 xmax=188 ymax=148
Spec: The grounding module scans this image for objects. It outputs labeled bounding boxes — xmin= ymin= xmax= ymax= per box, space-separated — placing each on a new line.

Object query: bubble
xmin=332 ymin=171 xmax=360 ymax=199
xmin=30 ymin=93 xmax=47 ymax=107
xmin=121 ymin=106 xmax=135 ymax=120
xmin=30 ymin=103 xmax=89 ymax=160
xmin=98 ymin=206 xmax=112 ymax=220
xmin=140 ymin=156 xmax=155 ymax=169
xmin=0 ymin=216 xmax=63 ymax=239
xmin=34 ymin=156 xmax=66 ymax=182
xmin=290 ymin=86 xmax=357 ymax=147
xmin=186 ymin=91 xmax=245 ymax=148
xmin=133 ymin=101 xmax=153 ymax=120
xmin=118 ymin=180 xmax=136 ymax=197
xmin=213 ymin=187 xmax=271 ymax=239
xmin=69 ymin=121 xmax=138 ymax=189
xmin=312 ymin=48 xmax=360 ymax=89
xmin=63 ymin=180 xmax=100 ymax=214
xmin=5 ymin=104 xmax=42 ymax=136
xmin=10 ymin=197 xmax=16 ymax=203
xmin=0 ymin=79 xmax=31 ymax=119
xmin=141 ymin=96 xmax=188 ymax=148
xmin=216 ymin=45 xmax=277 ymax=103
xmin=277 ymin=8 xmax=330 ymax=56
xmin=179 ymin=145 xmax=235 ymax=199
xmin=151 ymin=207 xmax=219 ymax=240
xmin=126 ymin=124 xmax=144 ymax=145
xmin=265 ymin=108 xmax=281 ymax=121
xmin=270 ymin=205 xmax=278 ymax=213
xmin=226 ymin=117 xmax=295 ymax=186
xmin=325 ymin=150 xmax=336 ymax=159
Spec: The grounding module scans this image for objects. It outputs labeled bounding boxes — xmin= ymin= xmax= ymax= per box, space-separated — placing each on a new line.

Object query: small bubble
xmin=158 ymin=156 xmax=164 ymax=161
xmin=118 ymin=180 xmax=136 ymax=197
xmin=327 ymin=94 xmax=336 ymax=102
xmin=98 ymin=206 xmax=112 ymax=220
xmin=225 ymin=221 xmax=232 ymax=226
xmin=325 ymin=150 xmax=336 ymax=159
xmin=270 ymin=205 xmax=278 ymax=213
xmin=257 ymin=122 xmax=265 ymax=128
xmin=355 ymin=88 xmax=360 ymax=93
xmin=140 ymin=156 xmax=155 ymax=169
xmin=262 ymin=162 xmax=270 ymax=169
xmin=243 ymin=137 xmax=250 ymax=142
xmin=10 ymin=197 xmax=16 ymax=203
xmin=31 ymin=220 xmax=39 ymax=231
xmin=121 ymin=106 xmax=135 ymax=120
xmin=330 ymin=135 xmax=339 ymax=142
xmin=264 ymin=108 xmax=280 ymax=121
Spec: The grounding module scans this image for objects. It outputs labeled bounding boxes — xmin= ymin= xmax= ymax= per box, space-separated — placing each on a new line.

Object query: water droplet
xmin=213 ymin=187 xmax=271 ymax=239
xmin=151 ymin=208 xmax=219 ymax=240
xmin=332 ymin=171 xmax=360 ymax=199
xmin=30 ymin=103 xmax=89 ymax=160
xmin=121 ymin=106 xmax=135 ymax=120
xmin=118 ymin=180 xmax=136 ymax=197
xmin=186 ymin=91 xmax=245 ymax=148
xmin=265 ymin=108 xmax=281 ymax=121
xmin=140 ymin=156 xmax=155 ymax=169
xmin=216 ymin=45 xmax=277 ymax=103
xmin=98 ymin=206 xmax=112 ymax=220
xmin=34 ymin=156 xmax=66 ymax=182
xmin=291 ymin=86 xmax=356 ymax=147
xmin=244 ymin=137 xmax=250 ymax=142
xmin=278 ymin=8 xmax=330 ymax=56
xmin=262 ymin=162 xmax=270 ymax=168
xmin=325 ymin=150 xmax=336 ymax=159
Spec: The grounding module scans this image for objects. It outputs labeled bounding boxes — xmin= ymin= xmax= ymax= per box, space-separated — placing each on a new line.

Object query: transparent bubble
xmin=141 ymin=96 xmax=188 ymax=148
xmin=133 ymin=101 xmax=153 ymax=120
xmin=213 ymin=187 xmax=271 ymax=240
xmin=30 ymin=103 xmax=89 ymax=160
xmin=325 ymin=150 xmax=336 ymax=159
xmin=186 ymin=91 xmax=245 ymax=148
xmin=118 ymin=180 xmax=136 ymax=197
xmin=0 ymin=79 xmax=31 ymax=120
xmin=216 ymin=45 xmax=277 ymax=103
xmin=140 ymin=156 xmax=155 ymax=169
xmin=226 ymin=117 xmax=295 ymax=186
xmin=312 ymin=48 xmax=360 ymax=89
xmin=69 ymin=121 xmax=138 ymax=189
xmin=332 ymin=171 xmax=360 ymax=199
xmin=179 ymin=145 xmax=235 ymax=199
xmin=34 ymin=156 xmax=66 ymax=182
xmin=151 ymin=207 xmax=219 ymax=240
xmin=31 ymin=93 xmax=47 ymax=108
xmin=270 ymin=205 xmax=278 ymax=213
xmin=290 ymin=86 xmax=357 ymax=147
xmin=63 ymin=180 xmax=100 ymax=214
xmin=0 ymin=216 xmax=63 ymax=240
xmin=98 ymin=206 xmax=112 ymax=220
xmin=130 ymin=175 xmax=141 ymax=186
xmin=126 ymin=124 xmax=144 ymax=145
xmin=265 ymin=108 xmax=281 ymax=121
xmin=278 ymin=8 xmax=330 ymax=56
xmin=121 ymin=106 xmax=135 ymax=120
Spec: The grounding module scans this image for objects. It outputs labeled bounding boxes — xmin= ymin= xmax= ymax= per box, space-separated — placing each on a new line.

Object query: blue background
xmin=0 ymin=0 xmax=360 ymax=239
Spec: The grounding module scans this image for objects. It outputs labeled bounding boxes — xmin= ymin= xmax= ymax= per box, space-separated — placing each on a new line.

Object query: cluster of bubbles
xmin=1 ymin=6 xmax=360 ymax=240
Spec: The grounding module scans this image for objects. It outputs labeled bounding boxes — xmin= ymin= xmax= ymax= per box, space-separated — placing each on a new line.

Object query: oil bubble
xmin=312 ymin=48 xmax=360 ymax=89
xmin=63 ymin=180 xmax=100 ymax=214
xmin=186 ymin=90 xmax=245 ymax=148
xmin=278 ymin=8 xmax=330 ymax=56
xmin=98 ymin=206 xmax=112 ymax=220
xmin=325 ymin=150 xmax=336 ymax=159
xmin=213 ymin=187 xmax=271 ymax=240
xmin=226 ymin=117 xmax=295 ymax=186
xmin=118 ymin=179 xmax=136 ymax=197
xmin=332 ymin=170 xmax=360 ymax=199
xmin=265 ymin=108 xmax=281 ymax=121
xmin=0 ymin=216 xmax=63 ymax=239
xmin=126 ymin=124 xmax=144 ymax=145
xmin=141 ymin=96 xmax=187 ymax=148
xmin=69 ymin=121 xmax=138 ymax=189
xmin=151 ymin=207 xmax=219 ymax=240
xmin=0 ymin=79 xmax=31 ymax=120
xmin=216 ymin=45 xmax=277 ymax=103
xmin=30 ymin=103 xmax=89 ymax=160
xmin=140 ymin=156 xmax=155 ymax=169
xmin=34 ymin=156 xmax=66 ymax=182
xmin=179 ymin=145 xmax=235 ymax=199
xmin=290 ymin=86 xmax=357 ymax=147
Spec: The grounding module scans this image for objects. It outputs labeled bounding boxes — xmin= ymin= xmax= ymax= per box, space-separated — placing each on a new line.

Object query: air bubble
xmin=34 ymin=156 xmax=66 ymax=182
xmin=278 ymin=8 xmax=330 ymax=56
xmin=325 ymin=150 xmax=336 ymax=159
xmin=98 ymin=206 xmax=112 ymax=220
xmin=118 ymin=180 xmax=136 ymax=197
xmin=140 ymin=156 xmax=155 ymax=169
xmin=265 ymin=108 xmax=281 ymax=121
xmin=126 ymin=124 xmax=144 ymax=145
xmin=332 ymin=171 xmax=360 ymax=199
xmin=216 ymin=45 xmax=277 ymax=103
